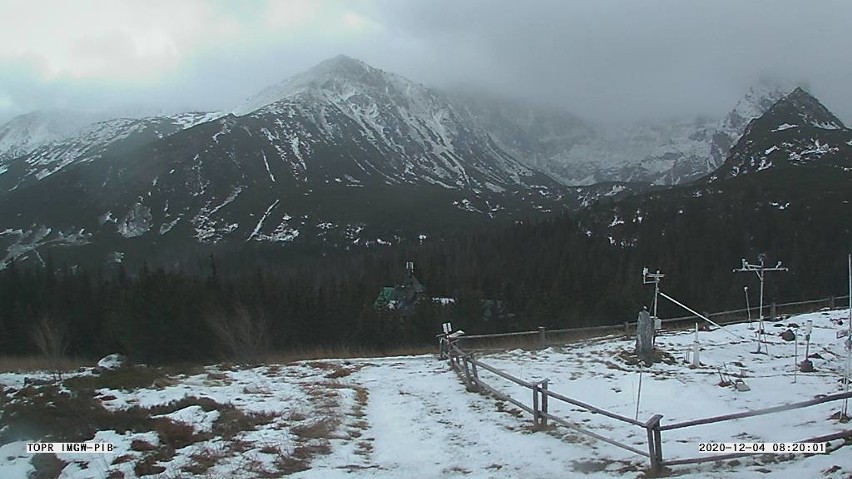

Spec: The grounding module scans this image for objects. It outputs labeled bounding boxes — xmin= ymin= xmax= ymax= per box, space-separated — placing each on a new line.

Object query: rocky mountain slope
xmin=710 ymin=87 xmax=851 ymax=182
xmin=461 ymin=80 xmax=793 ymax=186
xmin=579 ymin=86 xmax=851 ymax=265
xmin=0 ymin=56 xmax=839 ymax=271
xmin=0 ymin=110 xmax=103 ymax=163
xmin=0 ymin=56 xmax=575 ymax=269
xmin=0 ymin=112 xmax=222 ymax=192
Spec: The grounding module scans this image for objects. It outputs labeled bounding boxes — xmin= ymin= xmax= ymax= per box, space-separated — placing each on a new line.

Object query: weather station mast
xmin=642 ymin=268 xmax=665 ymax=322
xmin=733 ymin=256 xmax=788 ymax=354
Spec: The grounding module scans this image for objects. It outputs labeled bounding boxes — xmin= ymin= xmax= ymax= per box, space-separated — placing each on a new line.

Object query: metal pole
xmin=658 ymin=291 xmax=746 ymax=340
xmin=844 ymin=254 xmax=851 ymax=418
xmin=758 ymin=266 xmax=765 ymax=353
xmin=653 ymin=276 xmax=660 ymax=319
xmin=635 ymin=370 xmax=643 ymax=421
xmin=744 ymin=286 xmax=752 ymax=329
xmin=759 ymin=266 xmax=764 ymax=324
xmin=733 ymin=258 xmax=788 ymax=354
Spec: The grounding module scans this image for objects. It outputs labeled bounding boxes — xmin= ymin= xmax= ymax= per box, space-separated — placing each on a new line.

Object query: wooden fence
xmin=440 ymin=296 xmax=852 ymax=474
xmin=457 ymin=294 xmax=851 ymax=352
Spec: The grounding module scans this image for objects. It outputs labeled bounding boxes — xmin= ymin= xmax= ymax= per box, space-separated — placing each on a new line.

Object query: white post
xmin=804 ymin=320 xmax=813 ymax=358
xmin=692 ymin=323 xmax=700 ymax=367
xmin=793 ymin=328 xmax=798 ymax=384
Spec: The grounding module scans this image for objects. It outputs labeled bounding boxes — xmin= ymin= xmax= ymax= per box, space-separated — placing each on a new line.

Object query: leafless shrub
xmin=204 ymin=303 xmax=271 ymax=362
xmin=30 ymin=315 xmax=70 ymax=381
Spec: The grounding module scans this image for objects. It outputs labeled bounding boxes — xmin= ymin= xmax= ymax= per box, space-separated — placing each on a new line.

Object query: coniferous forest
xmin=2 ymin=168 xmax=850 ymax=364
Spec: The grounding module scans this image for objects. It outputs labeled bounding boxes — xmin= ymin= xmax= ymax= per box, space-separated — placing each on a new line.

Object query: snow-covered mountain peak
xmin=766 ymin=87 xmax=846 ymax=130
xmin=709 ymin=86 xmax=852 ymax=182
xmin=707 ymin=80 xmax=793 ymax=168
xmin=233 ymin=55 xmax=432 ymax=117
xmin=0 ymin=110 xmax=102 ymax=161
xmin=306 ymin=54 xmax=377 ymax=79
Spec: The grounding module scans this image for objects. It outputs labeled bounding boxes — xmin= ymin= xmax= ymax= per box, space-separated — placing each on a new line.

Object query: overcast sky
xmin=1 ymin=0 xmax=850 ymax=125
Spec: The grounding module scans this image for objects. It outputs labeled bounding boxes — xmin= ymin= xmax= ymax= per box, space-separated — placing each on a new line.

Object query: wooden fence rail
xmin=458 ymin=294 xmax=852 ymax=351
xmin=443 ymin=338 xmax=662 ymax=468
xmin=660 ymin=391 xmax=852 ymax=431
xmin=540 ymin=388 xmax=646 ymax=427
xmin=662 ymin=429 xmax=852 ymax=467
xmin=441 ymin=310 xmax=852 ymax=475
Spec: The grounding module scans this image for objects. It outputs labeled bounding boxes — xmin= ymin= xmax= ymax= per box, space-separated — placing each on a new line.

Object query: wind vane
xmin=733 ymin=256 xmax=788 ymax=354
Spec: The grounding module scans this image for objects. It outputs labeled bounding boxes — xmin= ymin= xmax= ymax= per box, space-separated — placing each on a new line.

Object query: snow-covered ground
xmin=1 ymin=309 xmax=850 ymax=478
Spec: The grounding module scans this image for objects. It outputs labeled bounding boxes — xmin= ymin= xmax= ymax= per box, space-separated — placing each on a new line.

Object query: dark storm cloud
xmin=1 ymin=0 xmax=850 ymax=125
xmin=365 ymin=0 xmax=852 ymax=123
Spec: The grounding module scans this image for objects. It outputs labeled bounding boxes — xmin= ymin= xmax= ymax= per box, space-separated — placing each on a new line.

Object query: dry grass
xmin=213 ymin=408 xmax=276 ymax=440
xmin=356 ymin=440 xmax=374 ymax=457
xmin=153 ymin=417 xmax=209 ymax=451
xmin=0 ymin=384 xmax=152 ymax=443
xmin=283 ymin=410 xmax=307 ymax=423
xmin=133 ymin=455 xmax=166 ymax=476
xmin=64 ymin=366 xmax=180 ymax=392
xmin=263 ymin=344 xmax=433 ymax=364
xmin=309 ymin=361 xmax=362 ymax=379
xmin=130 ymin=439 xmax=157 ymax=452
xmin=291 ymin=417 xmax=338 ymax=440
xmin=0 ymin=356 xmax=86 ymax=373
xmin=180 ymin=445 xmax=227 ymax=475
xmin=272 ymin=454 xmax=311 ymax=476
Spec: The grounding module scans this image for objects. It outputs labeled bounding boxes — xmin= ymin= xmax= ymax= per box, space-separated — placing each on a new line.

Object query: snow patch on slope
xmin=117 ymin=203 xmax=152 ymax=238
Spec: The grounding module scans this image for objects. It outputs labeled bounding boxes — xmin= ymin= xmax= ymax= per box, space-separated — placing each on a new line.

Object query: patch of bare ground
xmin=2 ymin=380 xmax=284 ymax=477
xmin=614 ymin=348 xmax=678 ymax=367
xmin=29 ymin=453 xmax=68 ymax=479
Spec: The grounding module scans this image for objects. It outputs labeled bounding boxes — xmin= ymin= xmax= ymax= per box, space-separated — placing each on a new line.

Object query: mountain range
xmin=0 ymin=55 xmax=847 ymax=270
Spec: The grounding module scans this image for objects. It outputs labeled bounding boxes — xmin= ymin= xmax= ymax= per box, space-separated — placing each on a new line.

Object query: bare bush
xmin=204 ymin=304 xmax=271 ymax=362
xmin=30 ymin=315 xmax=70 ymax=381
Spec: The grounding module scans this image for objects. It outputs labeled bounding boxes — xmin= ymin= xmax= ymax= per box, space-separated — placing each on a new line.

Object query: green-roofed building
xmin=373 ymin=262 xmax=426 ymax=315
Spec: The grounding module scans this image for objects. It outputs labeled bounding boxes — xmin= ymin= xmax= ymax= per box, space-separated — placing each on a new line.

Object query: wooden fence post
xmin=532 ymin=384 xmax=540 ymax=427
xmin=830 ymin=295 xmax=836 ymax=309
xmin=538 ymin=326 xmax=547 ymax=349
xmin=541 ymin=380 xmax=549 ymax=427
xmin=469 ymin=353 xmax=479 ymax=391
xmin=770 ymin=302 xmax=777 ymax=322
xmin=461 ymin=354 xmax=473 ymax=390
xmin=645 ymin=414 xmax=664 ymax=473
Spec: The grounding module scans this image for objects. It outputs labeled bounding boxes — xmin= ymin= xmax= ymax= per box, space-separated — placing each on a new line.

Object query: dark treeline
xmin=2 ymin=170 xmax=850 ymax=364
xmin=0 ymin=256 xmax=448 ymax=364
